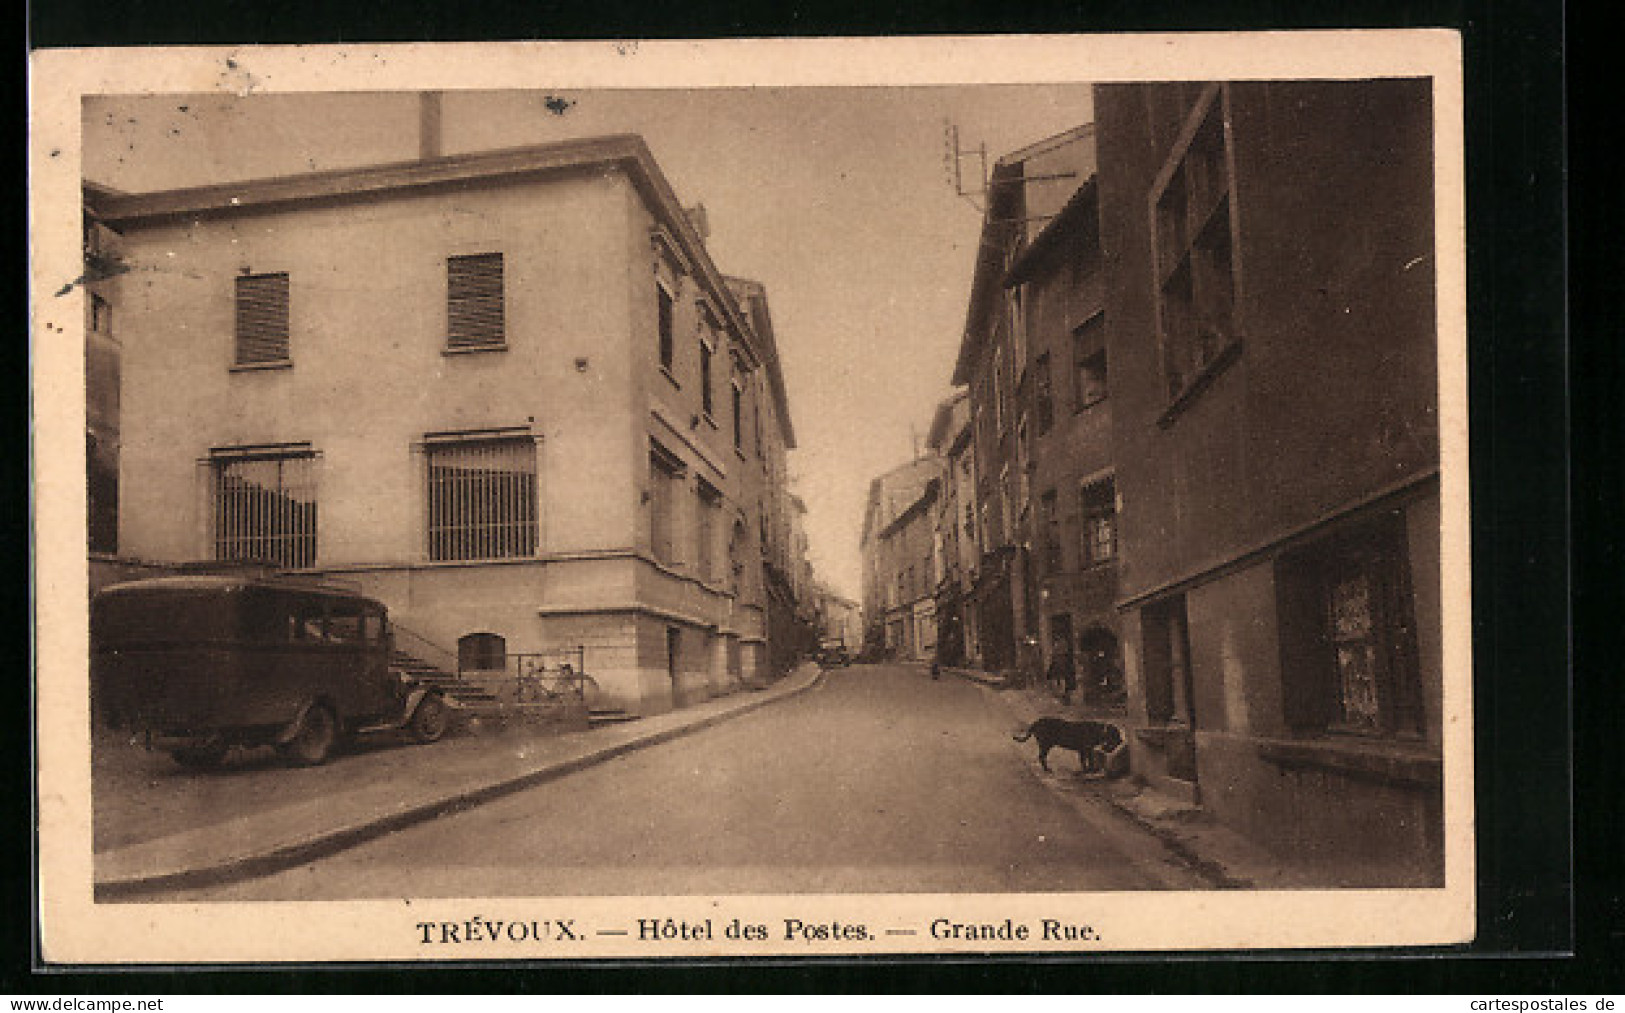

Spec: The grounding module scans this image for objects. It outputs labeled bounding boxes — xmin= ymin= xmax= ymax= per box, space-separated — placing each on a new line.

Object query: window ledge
xmin=230 ymin=360 xmax=292 ymax=373
xmin=1073 ymin=395 xmax=1107 ymax=415
xmin=443 ymin=344 xmax=509 ymax=356
xmin=734 ymin=447 xmax=747 ymax=461
xmin=661 ymin=366 xmax=681 ymax=390
xmin=1255 ymin=735 xmax=1441 ymax=787
xmin=702 ymin=412 xmax=719 ymax=431
xmin=1156 ymin=339 xmax=1243 ymax=428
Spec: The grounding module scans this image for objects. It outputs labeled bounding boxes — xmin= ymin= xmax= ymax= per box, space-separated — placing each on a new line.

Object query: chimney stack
xmin=419 ymin=91 xmax=443 ymax=161
xmin=683 ymin=203 xmax=710 ymax=242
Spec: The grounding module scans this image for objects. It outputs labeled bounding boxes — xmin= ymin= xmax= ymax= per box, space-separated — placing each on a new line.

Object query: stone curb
xmin=95 ymin=663 xmax=827 ymax=901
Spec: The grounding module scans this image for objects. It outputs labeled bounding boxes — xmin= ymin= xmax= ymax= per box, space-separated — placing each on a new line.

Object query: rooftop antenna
xmin=943 ymin=120 xmax=989 ymax=213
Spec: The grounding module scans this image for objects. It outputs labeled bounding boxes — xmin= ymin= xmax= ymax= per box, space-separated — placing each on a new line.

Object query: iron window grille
xmin=426 ymin=435 xmax=537 ymax=561
xmin=446 ymin=252 xmax=505 ymax=351
xmin=234 ymin=272 xmax=290 ymax=366
xmin=211 ymin=445 xmax=317 ymax=569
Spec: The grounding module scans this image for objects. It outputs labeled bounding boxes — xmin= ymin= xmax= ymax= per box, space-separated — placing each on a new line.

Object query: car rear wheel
xmin=279 ymin=703 xmax=339 ymax=766
xmin=408 ymin=694 xmax=448 ymax=744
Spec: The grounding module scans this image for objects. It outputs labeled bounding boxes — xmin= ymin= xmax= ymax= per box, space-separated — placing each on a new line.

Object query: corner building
xmin=1094 ymin=80 xmax=1443 ymax=883
xmin=91 ymin=134 xmax=802 ymax=716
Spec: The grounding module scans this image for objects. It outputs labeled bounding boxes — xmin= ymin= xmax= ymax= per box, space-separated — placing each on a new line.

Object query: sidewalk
xmin=94 ymin=662 xmax=824 ymax=900
xmin=943 ymin=664 xmax=1331 ymax=890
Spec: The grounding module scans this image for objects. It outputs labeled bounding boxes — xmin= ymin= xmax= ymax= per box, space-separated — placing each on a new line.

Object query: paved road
xmin=164 ymin=663 xmax=1187 ymax=899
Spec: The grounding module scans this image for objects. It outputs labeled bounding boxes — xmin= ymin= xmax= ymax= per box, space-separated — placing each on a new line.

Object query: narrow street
xmin=159 ymin=664 xmax=1194 ymax=900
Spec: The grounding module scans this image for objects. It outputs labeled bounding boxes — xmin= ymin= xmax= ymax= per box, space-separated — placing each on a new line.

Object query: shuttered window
xmin=213 ymin=449 xmax=317 ymax=568
xmin=427 ymin=437 xmax=537 ymax=560
xmin=447 ymin=253 xmax=505 ymax=351
xmin=234 ymin=273 xmax=290 ymax=365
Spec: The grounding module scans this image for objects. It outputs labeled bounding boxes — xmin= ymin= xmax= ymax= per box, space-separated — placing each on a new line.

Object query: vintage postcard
xmin=30 ymin=32 xmax=1471 ymax=963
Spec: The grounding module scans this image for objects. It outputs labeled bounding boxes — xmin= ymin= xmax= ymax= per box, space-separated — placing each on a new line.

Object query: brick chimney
xmin=419 ymin=91 xmax=443 ymax=161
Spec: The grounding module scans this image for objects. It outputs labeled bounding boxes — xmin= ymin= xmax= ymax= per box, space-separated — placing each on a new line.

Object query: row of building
xmin=84 ymin=116 xmax=822 ymax=716
xmin=861 ymin=79 xmax=1444 ymax=884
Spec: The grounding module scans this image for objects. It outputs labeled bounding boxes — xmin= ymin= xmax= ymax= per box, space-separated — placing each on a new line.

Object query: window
xmin=1152 ymin=88 xmax=1239 ymax=403
xmin=1080 ymin=478 xmax=1117 ymax=565
xmin=1039 ymin=490 xmax=1062 ymax=572
xmin=753 ymin=392 xmax=764 ymax=457
xmin=234 ymin=272 xmax=290 ymax=365
xmin=732 ymin=382 xmax=744 ymax=452
xmin=696 ymin=479 xmax=721 ymax=580
xmin=446 ymin=253 xmax=505 ymax=351
xmin=458 ymin=632 xmax=507 ymax=672
xmin=649 ymin=444 xmax=683 ymax=565
xmin=657 ymin=284 xmax=675 ymax=373
xmin=1277 ymin=514 xmax=1423 ymax=738
xmin=426 ymin=436 xmax=536 ymax=561
xmin=212 ymin=447 xmax=317 ymax=569
xmin=1034 ymin=353 xmax=1055 ymax=435
xmin=1009 ymin=286 xmax=1028 ymax=371
xmin=699 ymin=340 xmax=715 ymax=419
xmin=992 ymin=350 xmax=1006 ymax=434
xmin=1073 ymin=314 xmax=1108 ymax=410
xmin=90 ymin=293 xmax=112 ymax=335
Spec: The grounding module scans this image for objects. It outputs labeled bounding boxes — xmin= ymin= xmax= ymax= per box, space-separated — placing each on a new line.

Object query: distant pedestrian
xmin=1048 ymin=649 xmax=1077 ymax=705
xmin=930 ymin=659 xmax=941 ymax=680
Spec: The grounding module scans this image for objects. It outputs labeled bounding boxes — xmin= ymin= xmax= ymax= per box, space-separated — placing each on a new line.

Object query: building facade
xmin=1094 ymin=80 xmax=1442 ymax=883
xmin=89 ymin=134 xmax=811 ymax=717
xmin=858 ymin=456 xmax=941 ymax=659
xmin=950 ymin=125 xmax=1098 ymax=679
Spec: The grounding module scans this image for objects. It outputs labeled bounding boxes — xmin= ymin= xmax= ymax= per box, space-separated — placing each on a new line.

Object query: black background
xmin=18 ymin=0 xmax=1599 ymax=994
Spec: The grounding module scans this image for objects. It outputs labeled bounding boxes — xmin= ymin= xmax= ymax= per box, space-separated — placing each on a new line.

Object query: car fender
xmin=275 ymin=697 xmax=334 ymax=745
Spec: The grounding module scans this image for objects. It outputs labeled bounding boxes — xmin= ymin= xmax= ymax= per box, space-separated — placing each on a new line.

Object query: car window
xmin=328 ymin=605 xmax=366 ymax=643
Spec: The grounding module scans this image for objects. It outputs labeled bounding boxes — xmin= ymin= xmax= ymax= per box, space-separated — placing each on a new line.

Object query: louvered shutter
xmin=447 ymin=253 xmax=505 ymax=350
xmin=234 ymin=273 xmax=290 ymax=365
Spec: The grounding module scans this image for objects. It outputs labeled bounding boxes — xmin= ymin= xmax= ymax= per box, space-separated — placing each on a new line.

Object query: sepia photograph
xmin=32 ymin=33 xmax=1471 ymax=962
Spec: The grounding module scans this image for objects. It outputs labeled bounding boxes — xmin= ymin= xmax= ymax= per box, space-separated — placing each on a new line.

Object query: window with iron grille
xmin=1277 ymin=513 xmax=1423 ymax=738
xmin=1080 ymin=478 xmax=1117 ymax=566
xmin=234 ymin=272 xmax=290 ymax=365
xmin=212 ymin=448 xmax=317 ymax=568
xmin=426 ymin=437 xmax=536 ymax=560
xmin=446 ymin=253 xmax=505 ymax=351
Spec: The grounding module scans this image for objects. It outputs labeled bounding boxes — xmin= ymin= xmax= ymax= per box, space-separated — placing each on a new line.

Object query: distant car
xmin=93 ymin=573 xmax=450 ymax=768
xmin=814 ymin=644 xmax=852 ymax=667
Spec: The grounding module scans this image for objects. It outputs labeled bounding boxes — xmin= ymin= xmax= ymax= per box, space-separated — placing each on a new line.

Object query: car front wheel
xmin=408 ymin=694 xmax=448 ymax=744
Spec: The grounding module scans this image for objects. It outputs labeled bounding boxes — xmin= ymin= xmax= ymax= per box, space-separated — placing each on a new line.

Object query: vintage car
xmin=92 ymin=572 xmax=449 ymax=768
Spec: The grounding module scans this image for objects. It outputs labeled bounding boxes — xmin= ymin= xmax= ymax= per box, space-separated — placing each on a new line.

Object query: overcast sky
xmin=83 ymin=86 xmax=1095 ymax=598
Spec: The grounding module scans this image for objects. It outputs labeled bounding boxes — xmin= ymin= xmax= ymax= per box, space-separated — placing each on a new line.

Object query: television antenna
xmin=943 ymin=121 xmax=989 ymax=213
